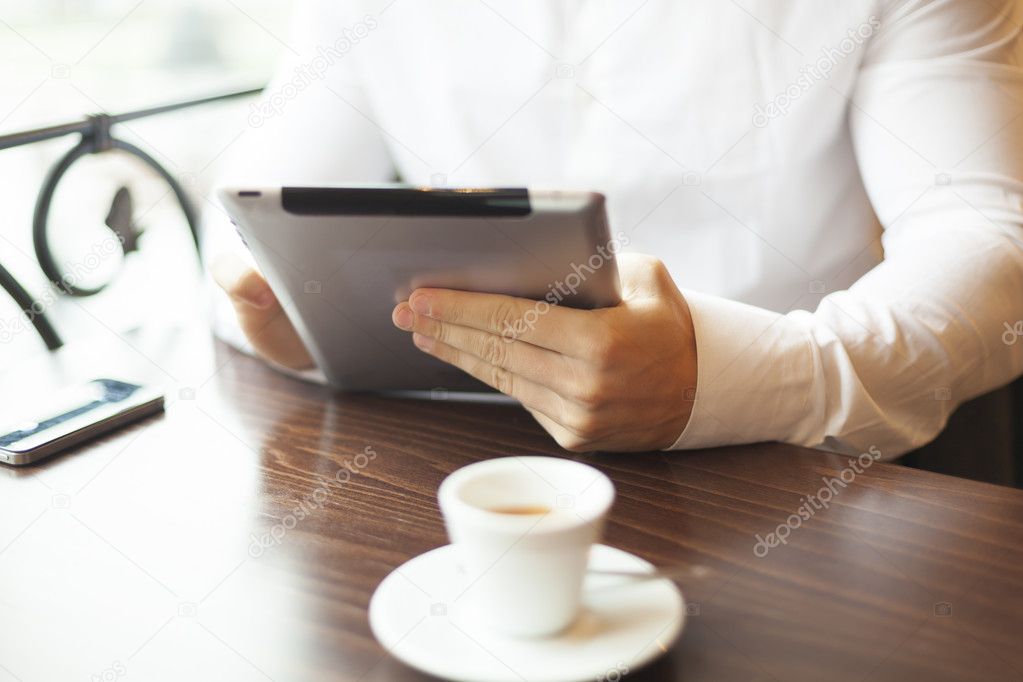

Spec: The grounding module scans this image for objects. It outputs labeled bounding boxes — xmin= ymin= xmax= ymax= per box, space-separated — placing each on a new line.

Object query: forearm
xmin=673 ymin=216 xmax=1023 ymax=457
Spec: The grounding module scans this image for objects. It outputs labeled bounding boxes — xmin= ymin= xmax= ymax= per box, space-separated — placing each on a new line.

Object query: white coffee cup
xmin=438 ymin=456 xmax=615 ymax=637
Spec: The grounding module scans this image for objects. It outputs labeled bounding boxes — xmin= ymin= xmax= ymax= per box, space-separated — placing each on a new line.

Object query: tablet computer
xmin=218 ymin=185 xmax=621 ymax=392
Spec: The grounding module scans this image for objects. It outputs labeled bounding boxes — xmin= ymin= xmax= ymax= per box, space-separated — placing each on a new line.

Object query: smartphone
xmin=0 ymin=378 xmax=164 ymax=466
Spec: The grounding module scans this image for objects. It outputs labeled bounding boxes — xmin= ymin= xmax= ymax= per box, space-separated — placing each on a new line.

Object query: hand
xmin=391 ymin=253 xmax=698 ymax=451
xmin=211 ymin=252 xmax=314 ymax=370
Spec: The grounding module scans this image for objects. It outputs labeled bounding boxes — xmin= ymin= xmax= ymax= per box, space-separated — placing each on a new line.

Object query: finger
xmin=211 ymin=252 xmax=276 ymax=309
xmin=412 ymin=333 xmax=573 ymax=418
xmin=407 ymin=288 xmax=599 ymax=356
xmin=210 ymin=253 xmax=313 ymax=370
xmin=394 ymin=303 xmax=584 ymax=395
xmin=242 ymin=307 xmax=316 ymax=370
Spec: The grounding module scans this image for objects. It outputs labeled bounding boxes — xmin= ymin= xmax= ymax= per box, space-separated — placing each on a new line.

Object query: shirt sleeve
xmin=670 ymin=0 xmax=1023 ymax=457
xmin=201 ymin=0 xmax=394 ymax=382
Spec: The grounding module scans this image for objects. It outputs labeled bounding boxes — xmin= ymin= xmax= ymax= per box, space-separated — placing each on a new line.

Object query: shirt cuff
xmin=667 ymin=291 xmax=816 ymax=450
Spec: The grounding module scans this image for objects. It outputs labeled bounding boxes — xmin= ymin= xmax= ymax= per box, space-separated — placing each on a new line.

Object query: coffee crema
xmin=487 ymin=505 xmax=551 ymax=516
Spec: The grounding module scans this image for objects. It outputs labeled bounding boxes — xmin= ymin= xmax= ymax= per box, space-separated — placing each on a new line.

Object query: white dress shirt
xmin=205 ymin=0 xmax=1023 ymax=458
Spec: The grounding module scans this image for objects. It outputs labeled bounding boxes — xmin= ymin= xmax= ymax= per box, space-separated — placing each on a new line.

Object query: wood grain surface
xmin=1 ymin=325 xmax=1021 ymax=682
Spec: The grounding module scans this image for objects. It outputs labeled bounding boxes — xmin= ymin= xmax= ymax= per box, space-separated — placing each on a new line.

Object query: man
xmin=208 ymin=0 xmax=1023 ymax=457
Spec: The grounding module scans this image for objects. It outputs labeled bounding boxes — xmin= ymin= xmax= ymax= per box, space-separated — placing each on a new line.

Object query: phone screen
xmin=0 ymin=379 xmax=145 ymax=453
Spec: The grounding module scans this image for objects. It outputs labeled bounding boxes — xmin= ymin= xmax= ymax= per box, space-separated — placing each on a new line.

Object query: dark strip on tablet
xmin=281 ymin=187 xmax=531 ymax=217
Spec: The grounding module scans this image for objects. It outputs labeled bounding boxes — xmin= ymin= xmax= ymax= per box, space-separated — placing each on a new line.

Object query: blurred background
xmin=0 ymin=0 xmax=289 ymax=371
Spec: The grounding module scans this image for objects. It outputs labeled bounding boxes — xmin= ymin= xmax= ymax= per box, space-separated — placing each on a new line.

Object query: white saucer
xmin=369 ymin=544 xmax=685 ymax=682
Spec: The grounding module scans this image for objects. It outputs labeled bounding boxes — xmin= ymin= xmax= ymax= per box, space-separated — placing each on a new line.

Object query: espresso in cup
xmin=438 ymin=456 xmax=615 ymax=637
xmin=487 ymin=505 xmax=552 ymax=515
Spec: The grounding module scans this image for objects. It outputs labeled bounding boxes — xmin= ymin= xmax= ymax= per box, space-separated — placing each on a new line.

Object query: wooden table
xmin=2 ymin=325 xmax=1022 ymax=682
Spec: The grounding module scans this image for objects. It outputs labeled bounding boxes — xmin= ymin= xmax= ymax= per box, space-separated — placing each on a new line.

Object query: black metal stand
xmin=0 ymin=260 xmax=62 ymax=350
xmin=0 ymin=86 xmax=262 ymax=349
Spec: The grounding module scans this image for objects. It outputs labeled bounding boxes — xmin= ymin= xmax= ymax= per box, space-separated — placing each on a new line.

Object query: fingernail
xmin=393 ymin=305 xmax=414 ymax=330
xmin=412 ymin=333 xmax=434 ymax=351
xmin=410 ymin=293 xmax=432 ymax=316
